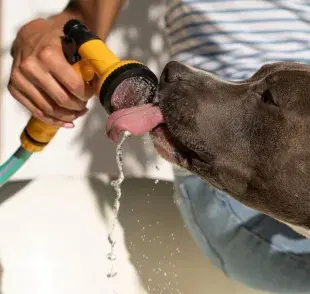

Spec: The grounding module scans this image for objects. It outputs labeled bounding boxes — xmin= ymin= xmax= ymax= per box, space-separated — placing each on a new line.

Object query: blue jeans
xmin=173 ymin=168 xmax=310 ymax=293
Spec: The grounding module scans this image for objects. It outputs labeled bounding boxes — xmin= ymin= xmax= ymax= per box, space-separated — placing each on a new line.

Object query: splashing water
xmin=107 ymin=131 xmax=131 ymax=280
xmin=111 ymin=76 xmax=157 ymax=111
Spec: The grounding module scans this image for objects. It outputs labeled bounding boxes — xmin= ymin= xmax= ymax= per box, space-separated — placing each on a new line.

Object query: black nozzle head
xmin=63 ymin=19 xmax=99 ymax=49
xmin=63 ymin=19 xmax=84 ymax=36
xmin=99 ymin=63 xmax=158 ymax=114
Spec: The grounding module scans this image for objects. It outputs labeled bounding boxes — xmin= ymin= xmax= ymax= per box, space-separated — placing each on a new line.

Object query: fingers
xmin=19 ymin=52 xmax=88 ymax=111
xmin=9 ymin=44 xmax=93 ymax=126
xmin=37 ymin=45 xmax=93 ymax=102
xmin=7 ymin=84 xmax=77 ymax=128
xmin=8 ymin=70 xmax=88 ymax=128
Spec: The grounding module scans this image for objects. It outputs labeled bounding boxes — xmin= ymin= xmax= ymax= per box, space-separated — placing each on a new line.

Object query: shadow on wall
xmin=72 ymin=0 xmax=170 ymax=177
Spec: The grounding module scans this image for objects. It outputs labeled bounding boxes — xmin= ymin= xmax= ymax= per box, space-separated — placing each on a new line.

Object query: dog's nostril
xmin=162 ymin=66 xmax=172 ymax=83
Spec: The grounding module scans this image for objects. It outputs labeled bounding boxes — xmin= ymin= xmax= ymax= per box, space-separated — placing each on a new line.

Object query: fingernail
xmin=63 ymin=122 xmax=75 ymax=128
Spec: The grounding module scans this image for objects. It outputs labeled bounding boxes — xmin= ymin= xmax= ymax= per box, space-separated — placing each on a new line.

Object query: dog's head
xmin=151 ymin=61 xmax=310 ymax=231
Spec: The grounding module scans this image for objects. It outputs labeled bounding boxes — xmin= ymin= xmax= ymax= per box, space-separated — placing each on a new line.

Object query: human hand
xmin=8 ymin=18 xmax=93 ymax=128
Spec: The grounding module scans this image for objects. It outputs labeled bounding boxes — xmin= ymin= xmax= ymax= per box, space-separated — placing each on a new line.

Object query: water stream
xmin=107 ymin=131 xmax=131 ymax=282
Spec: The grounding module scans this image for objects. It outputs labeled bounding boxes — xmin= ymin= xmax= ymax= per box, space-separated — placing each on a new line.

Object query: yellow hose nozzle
xmin=20 ymin=19 xmax=157 ymax=153
xmin=20 ymin=118 xmax=59 ymax=152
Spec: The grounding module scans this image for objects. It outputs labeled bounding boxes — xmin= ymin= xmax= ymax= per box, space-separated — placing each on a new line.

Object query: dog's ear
xmin=265 ymin=70 xmax=310 ymax=114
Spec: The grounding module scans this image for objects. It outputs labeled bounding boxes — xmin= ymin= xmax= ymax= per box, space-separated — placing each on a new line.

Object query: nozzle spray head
xmin=64 ymin=19 xmax=158 ymax=115
xmin=99 ymin=62 xmax=158 ymax=114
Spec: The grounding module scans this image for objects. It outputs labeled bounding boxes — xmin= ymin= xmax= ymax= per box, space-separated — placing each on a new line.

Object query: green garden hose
xmin=0 ymin=147 xmax=32 ymax=187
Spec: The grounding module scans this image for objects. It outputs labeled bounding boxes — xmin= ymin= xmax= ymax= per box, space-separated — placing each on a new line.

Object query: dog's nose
xmin=160 ymin=60 xmax=190 ymax=83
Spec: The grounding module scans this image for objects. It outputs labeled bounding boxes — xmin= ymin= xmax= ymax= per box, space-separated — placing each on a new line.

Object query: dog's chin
xmin=149 ymin=125 xmax=181 ymax=165
xmin=150 ymin=124 xmax=209 ymax=173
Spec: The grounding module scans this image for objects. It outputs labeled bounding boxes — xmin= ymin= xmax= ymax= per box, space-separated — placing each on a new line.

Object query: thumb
xmin=89 ymin=75 xmax=102 ymax=97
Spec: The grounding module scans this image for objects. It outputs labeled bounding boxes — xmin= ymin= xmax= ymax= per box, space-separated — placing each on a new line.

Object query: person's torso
xmin=164 ymin=0 xmax=310 ymax=80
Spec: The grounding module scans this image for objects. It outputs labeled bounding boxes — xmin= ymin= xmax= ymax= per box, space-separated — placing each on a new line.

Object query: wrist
xmin=18 ymin=10 xmax=82 ymax=36
xmin=48 ymin=9 xmax=85 ymax=28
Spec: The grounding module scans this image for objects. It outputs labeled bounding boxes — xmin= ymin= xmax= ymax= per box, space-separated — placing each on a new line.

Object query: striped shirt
xmin=164 ymin=0 xmax=310 ymax=176
xmin=164 ymin=0 xmax=310 ymax=81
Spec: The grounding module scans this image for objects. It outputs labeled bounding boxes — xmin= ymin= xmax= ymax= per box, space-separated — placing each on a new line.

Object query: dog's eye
xmin=261 ymin=89 xmax=278 ymax=106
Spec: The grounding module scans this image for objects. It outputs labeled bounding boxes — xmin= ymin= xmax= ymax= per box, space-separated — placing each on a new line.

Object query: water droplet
xmin=155 ymin=179 xmax=159 ymax=184
xmin=107 ymin=271 xmax=118 ymax=278
xmin=107 ymin=253 xmax=116 ymax=261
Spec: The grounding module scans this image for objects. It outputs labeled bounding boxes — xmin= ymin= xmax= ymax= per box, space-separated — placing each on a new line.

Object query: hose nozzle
xmin=20 ymin=19 xmax=158 ymax=153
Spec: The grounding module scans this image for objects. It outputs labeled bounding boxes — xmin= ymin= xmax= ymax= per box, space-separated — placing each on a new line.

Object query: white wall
xmin=1 ymin=0 xmax=173 ymax=182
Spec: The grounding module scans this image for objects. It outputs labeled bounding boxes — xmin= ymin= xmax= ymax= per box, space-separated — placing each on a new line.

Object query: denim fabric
xmin=173 ymin=168 xmax=310 ymax=293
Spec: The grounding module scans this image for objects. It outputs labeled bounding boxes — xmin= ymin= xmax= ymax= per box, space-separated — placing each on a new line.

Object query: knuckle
xmin=56 ymin=93 xmax=70 ymax=107
xmin=39 ymin=45 xmax=56 ymax=61
xmin=69 ymin=79 xmax=84 ymax=95
xmin=9 ymin=68 xmax=20 ymax=82
xmin=32 ymin=109 xmax=44 ymax=120
xmin=7 ymin=84 xmax=19 ymax=100
xmin=42 ymin=105 xmax=54 ymax=116
xmin=7 ymin=83 xmax=14 ymax=94
xmin=20 ymin=56 xmax=36 ymax=73
xmin=8 ymin=87 xmax=18 ymax=101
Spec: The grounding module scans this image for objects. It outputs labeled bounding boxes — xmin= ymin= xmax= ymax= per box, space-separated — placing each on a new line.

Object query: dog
xmin=150 ymin=60 xmax=310 ymax=238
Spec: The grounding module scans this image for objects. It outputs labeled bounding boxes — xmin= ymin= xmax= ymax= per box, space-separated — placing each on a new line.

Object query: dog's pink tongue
xmin=106 ymin=103 xmax=164 ymax=142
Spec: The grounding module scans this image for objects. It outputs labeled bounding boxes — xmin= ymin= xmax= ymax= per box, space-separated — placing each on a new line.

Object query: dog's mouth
xmin=149 ymin=124 xmax=210 ymax=170
xmin=104 ymin=78 xmax=210 ymax=170
xmin=150 ymin=124 xmax=186 ymax=166
xmin=105 ymin=102 xmax=205 ymax=169
xmin=105 ymin=102 xmax=163 ymax=142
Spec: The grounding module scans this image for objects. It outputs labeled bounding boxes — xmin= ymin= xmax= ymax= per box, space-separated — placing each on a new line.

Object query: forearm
xmin=95 ymin=0 xmax=127 ymax=40
xmin=49 ymin=0 xmax=126 ymax=40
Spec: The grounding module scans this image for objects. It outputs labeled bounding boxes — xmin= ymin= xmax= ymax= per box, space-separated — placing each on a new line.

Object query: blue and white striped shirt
xmin=164 ymin=0 xmax=310 ymax=81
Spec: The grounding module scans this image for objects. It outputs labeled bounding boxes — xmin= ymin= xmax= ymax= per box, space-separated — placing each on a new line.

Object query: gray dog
xmin=151 ymin=60 xmax=310 ymax=237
